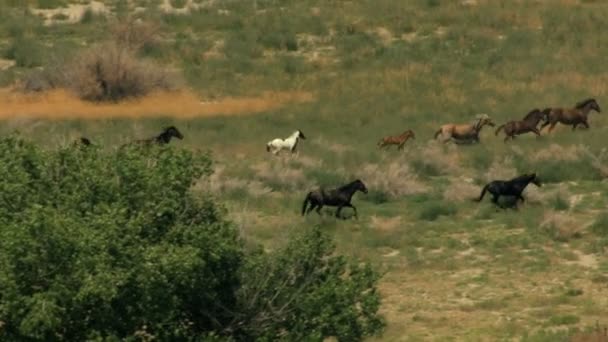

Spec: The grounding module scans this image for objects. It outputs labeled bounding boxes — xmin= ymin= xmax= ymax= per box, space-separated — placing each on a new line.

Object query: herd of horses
xmin=268 ymin=98 xmax=600 ymax=218
xmin=74 ymin=98 xmax=599 ymax=219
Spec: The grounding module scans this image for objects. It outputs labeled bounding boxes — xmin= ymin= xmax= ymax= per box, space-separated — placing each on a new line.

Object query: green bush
xmin=0 ymin=135 xmax=383 ymax=341
xmin=4 ymin=37 xmax=45 ymax=68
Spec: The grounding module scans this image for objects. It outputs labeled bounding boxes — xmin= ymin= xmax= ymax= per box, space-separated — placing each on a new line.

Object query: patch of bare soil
xmin=0 ymin=88 xmax=314 ymax=120
xmin=30 ymin=1 xmax=109 ymax=25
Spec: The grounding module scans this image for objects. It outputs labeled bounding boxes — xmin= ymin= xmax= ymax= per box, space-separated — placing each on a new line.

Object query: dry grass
xmin=361 ymin=160 xmax=429 ymax=197
xmin=443 ymin=177 xmax=480 ymax=202
xmin=540 ymin=210 xmax=583 ymax=242
xmin=0 ymin=88 xmax=313 ymax=120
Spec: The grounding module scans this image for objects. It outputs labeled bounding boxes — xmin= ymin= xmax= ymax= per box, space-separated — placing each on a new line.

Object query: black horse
xmin=124 ymin=126 xmax=184 ymax=147
xmin=475 ymin=173 xmax=541 ymax=208
xmin=301 ymin=179 xmax=368 ymax=219
xmin=74 ymin=137 xmax=92 ymax=147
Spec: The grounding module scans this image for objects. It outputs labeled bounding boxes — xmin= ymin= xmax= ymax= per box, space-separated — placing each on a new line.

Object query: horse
xmin=540 ymin=98 xmax=601 ymax=133
xmin=266 ymin=130 xmax=306 ymax=155
xmin=127 ymin=126 xmax=184 ymax=147
xmin=74 ymin=137 xmax=92 ymax=147
xmin=301 ymin=179 xmax=368 ymax=219
xmin=494 ymin=109 xmax=548 ymax=142
xmin=474 ymin=173 xmax=541 ymax=208
xmin=434 ymin=114 xmax=495 ymax=144
xmin=377 ymin=129 xmax=415 ymax=150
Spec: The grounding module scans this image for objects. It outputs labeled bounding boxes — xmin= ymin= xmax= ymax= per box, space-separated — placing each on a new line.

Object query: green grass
xmin=1 ymin=1 xmax=608 ymax=340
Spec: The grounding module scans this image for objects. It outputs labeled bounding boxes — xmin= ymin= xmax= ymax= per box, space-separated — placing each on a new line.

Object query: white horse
xmin=266 ymin=130 xmax=306 ymax=155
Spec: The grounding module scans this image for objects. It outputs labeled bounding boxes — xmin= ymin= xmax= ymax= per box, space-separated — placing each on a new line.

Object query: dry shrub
xmin=540 ymin=210 xmax=583 ymax=242
xmin=414 ymin=142 xmax=463 ymax=175
xmin=21 ymin=19 xmax=178 ymax=102
xmin=532 ymin=143 xmax=585 ymax=162
xmin=483 ymin=156 xmax=518 ymax=182
xmin=360 ymin=160 xmax=428 ymax=198
xmin=68 ymin=42 xmax=178 ymax=102
xmin=252 ymin=160 xmax=310 ymax=190
xmin=570 ymin=324 xmax=608 ymax=342
xmin=110 ymin=19 xmax=159 ymax=50
xmin=370 ymin=215 xmax=402 ymax=232
xmin=443 ymin=177 xmax=480 ymax=202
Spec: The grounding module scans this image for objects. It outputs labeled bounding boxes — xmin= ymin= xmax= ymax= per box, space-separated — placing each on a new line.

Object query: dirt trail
xmin=0 ymin=89 xmax=313 ymax=120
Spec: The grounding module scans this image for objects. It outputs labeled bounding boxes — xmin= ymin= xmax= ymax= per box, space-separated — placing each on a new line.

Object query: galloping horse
xmin=301 ymin=179 xmax=368 ymax=219
xmin=540 ymin=98 xmax=601 ymax=133
xmin=434 ymin=114 xmax=495 ymax=144
xmin=494 ymin=109 xmax=548 ymax=142
xmin=377 ymin=129 xmax=415 ymax=150
xmin=74 ymin=137 xmax=92 ymax=147
xmin=475 ymin=173 xmax=541 ymax=208
xmin=130 ymin=126 xmax=184 ymax=146
xmin=266 ymin=130 xmax=306 ymax=155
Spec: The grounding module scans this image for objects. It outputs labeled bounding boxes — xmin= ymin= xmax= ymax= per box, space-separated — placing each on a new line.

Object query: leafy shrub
xmin=0 ymin=136 xmax=383 ymax=340
xmin=4 ymin=37 xmax=45 ymax=67
xmin=236 ymin=227 xmax=385 ymax=341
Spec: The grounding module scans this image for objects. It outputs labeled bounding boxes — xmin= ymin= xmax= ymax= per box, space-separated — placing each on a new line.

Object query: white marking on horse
xmin=266 ymin=130 xmax=306 ymax=155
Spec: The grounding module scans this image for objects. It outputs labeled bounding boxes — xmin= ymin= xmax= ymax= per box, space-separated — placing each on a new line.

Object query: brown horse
xmin=434 ymin=114 xmax=495 ymax=144
xmin=540 ymin=98 xmax=601 ymax=133
xmin=377 ymin=129 xmax=415 ymax=150
xmin=494 ymin=109 xmax=548 ymax=142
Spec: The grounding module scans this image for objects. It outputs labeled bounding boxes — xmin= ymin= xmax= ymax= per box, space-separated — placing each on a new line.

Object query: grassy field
xmin=2 ymin=0 xmax=608 ymax=340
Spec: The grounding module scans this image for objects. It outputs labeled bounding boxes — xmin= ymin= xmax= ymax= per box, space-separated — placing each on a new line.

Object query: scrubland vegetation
xmin=1 ymin=0 xmax=608 ymax=340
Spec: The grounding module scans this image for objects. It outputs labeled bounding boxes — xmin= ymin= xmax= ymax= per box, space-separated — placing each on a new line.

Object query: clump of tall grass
xmin=360 ymin=160 xmax=429 ymax=199
xmin=540 ymin=211 xmax=583 ymax=242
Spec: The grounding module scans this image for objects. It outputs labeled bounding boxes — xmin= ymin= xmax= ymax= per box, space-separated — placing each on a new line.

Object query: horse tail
xmin=495 ymin=124 xmax=505 ymax=136
xmin=301 ymin=192 xmax=312 ymax=216
xmin=474 ymin=184 xmax=489 ymax=202
xmin=266 ymin=143 xmax=271 ymax=152
xmin=377 ymin=138 xmax=385 ymax=147
xmin=434 ymin=128 xmax=442 ymax=139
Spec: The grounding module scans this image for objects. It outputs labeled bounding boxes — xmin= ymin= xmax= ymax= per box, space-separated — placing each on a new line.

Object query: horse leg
xmin=335 ymin=206 xmax=343 ymax=219
xmin=306 ymin=202 xmax=317 ymax=215
xmin=572 ymin=123 xmax=578 ymax=131
xmin=548 ymin=122 xmax=557 ymax=133
xmin=582 ymin=120 xmax=590 ymax=129
xmin=518 ymin=194 xmax=525 ymax=203
xmin=315 ymin=204 xmax=323 ymax=215
xmin=344 ymin=203 xmax=358 ymax=219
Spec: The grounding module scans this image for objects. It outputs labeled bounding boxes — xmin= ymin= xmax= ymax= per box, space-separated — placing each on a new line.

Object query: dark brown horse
xmin=301 ymin=179 xmax=368 ymax=219
xmin=540 ymin=98 xmax=601 ymax=133
xmin=494 ymin=109 xmax=547 ymax=142
xmin=377 ymin=129 xmax=415 ymax=150
xmin=125 ymin=126 xmax=184 ymax=147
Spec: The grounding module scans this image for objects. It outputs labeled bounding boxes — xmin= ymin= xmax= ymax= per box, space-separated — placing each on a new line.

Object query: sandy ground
xmin=0 ymin=89 xmax=313 ymax=120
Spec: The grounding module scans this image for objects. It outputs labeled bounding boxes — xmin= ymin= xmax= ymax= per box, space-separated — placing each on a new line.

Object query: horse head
xmin=297 ymin=129 xmax=307 ymax=140
xmin=164 ymin=126 xmax=184 ymax=140
xmin=79 ymin=137 xmax=92 ymax=146
xmin=404 ymin=129 xmax=415 ymax=139
xmin=474 ymin=114 xmax=495 ymax=130
xmin=354 ymin=179 xmax=368 ymax=194
xmin=576 ymin=98 xmax=601 ymax=113
xmin=529 ymin=173 xmax=542 ymax=187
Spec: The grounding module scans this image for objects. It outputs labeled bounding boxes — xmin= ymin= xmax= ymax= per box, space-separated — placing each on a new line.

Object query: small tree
xmin=0 ymin=136 xmax=384 ymax=341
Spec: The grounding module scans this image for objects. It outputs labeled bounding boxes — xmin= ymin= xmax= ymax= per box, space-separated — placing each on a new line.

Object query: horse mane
xmin=338 ymin=179 xmax=360 ymax=191
xmin=575 ymin=98 xmax=596 ymax=109
xmin=523 ymin=108 xmax=541 ymax=121
xmin=510 ymin=173 xmax=535 ymax=182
